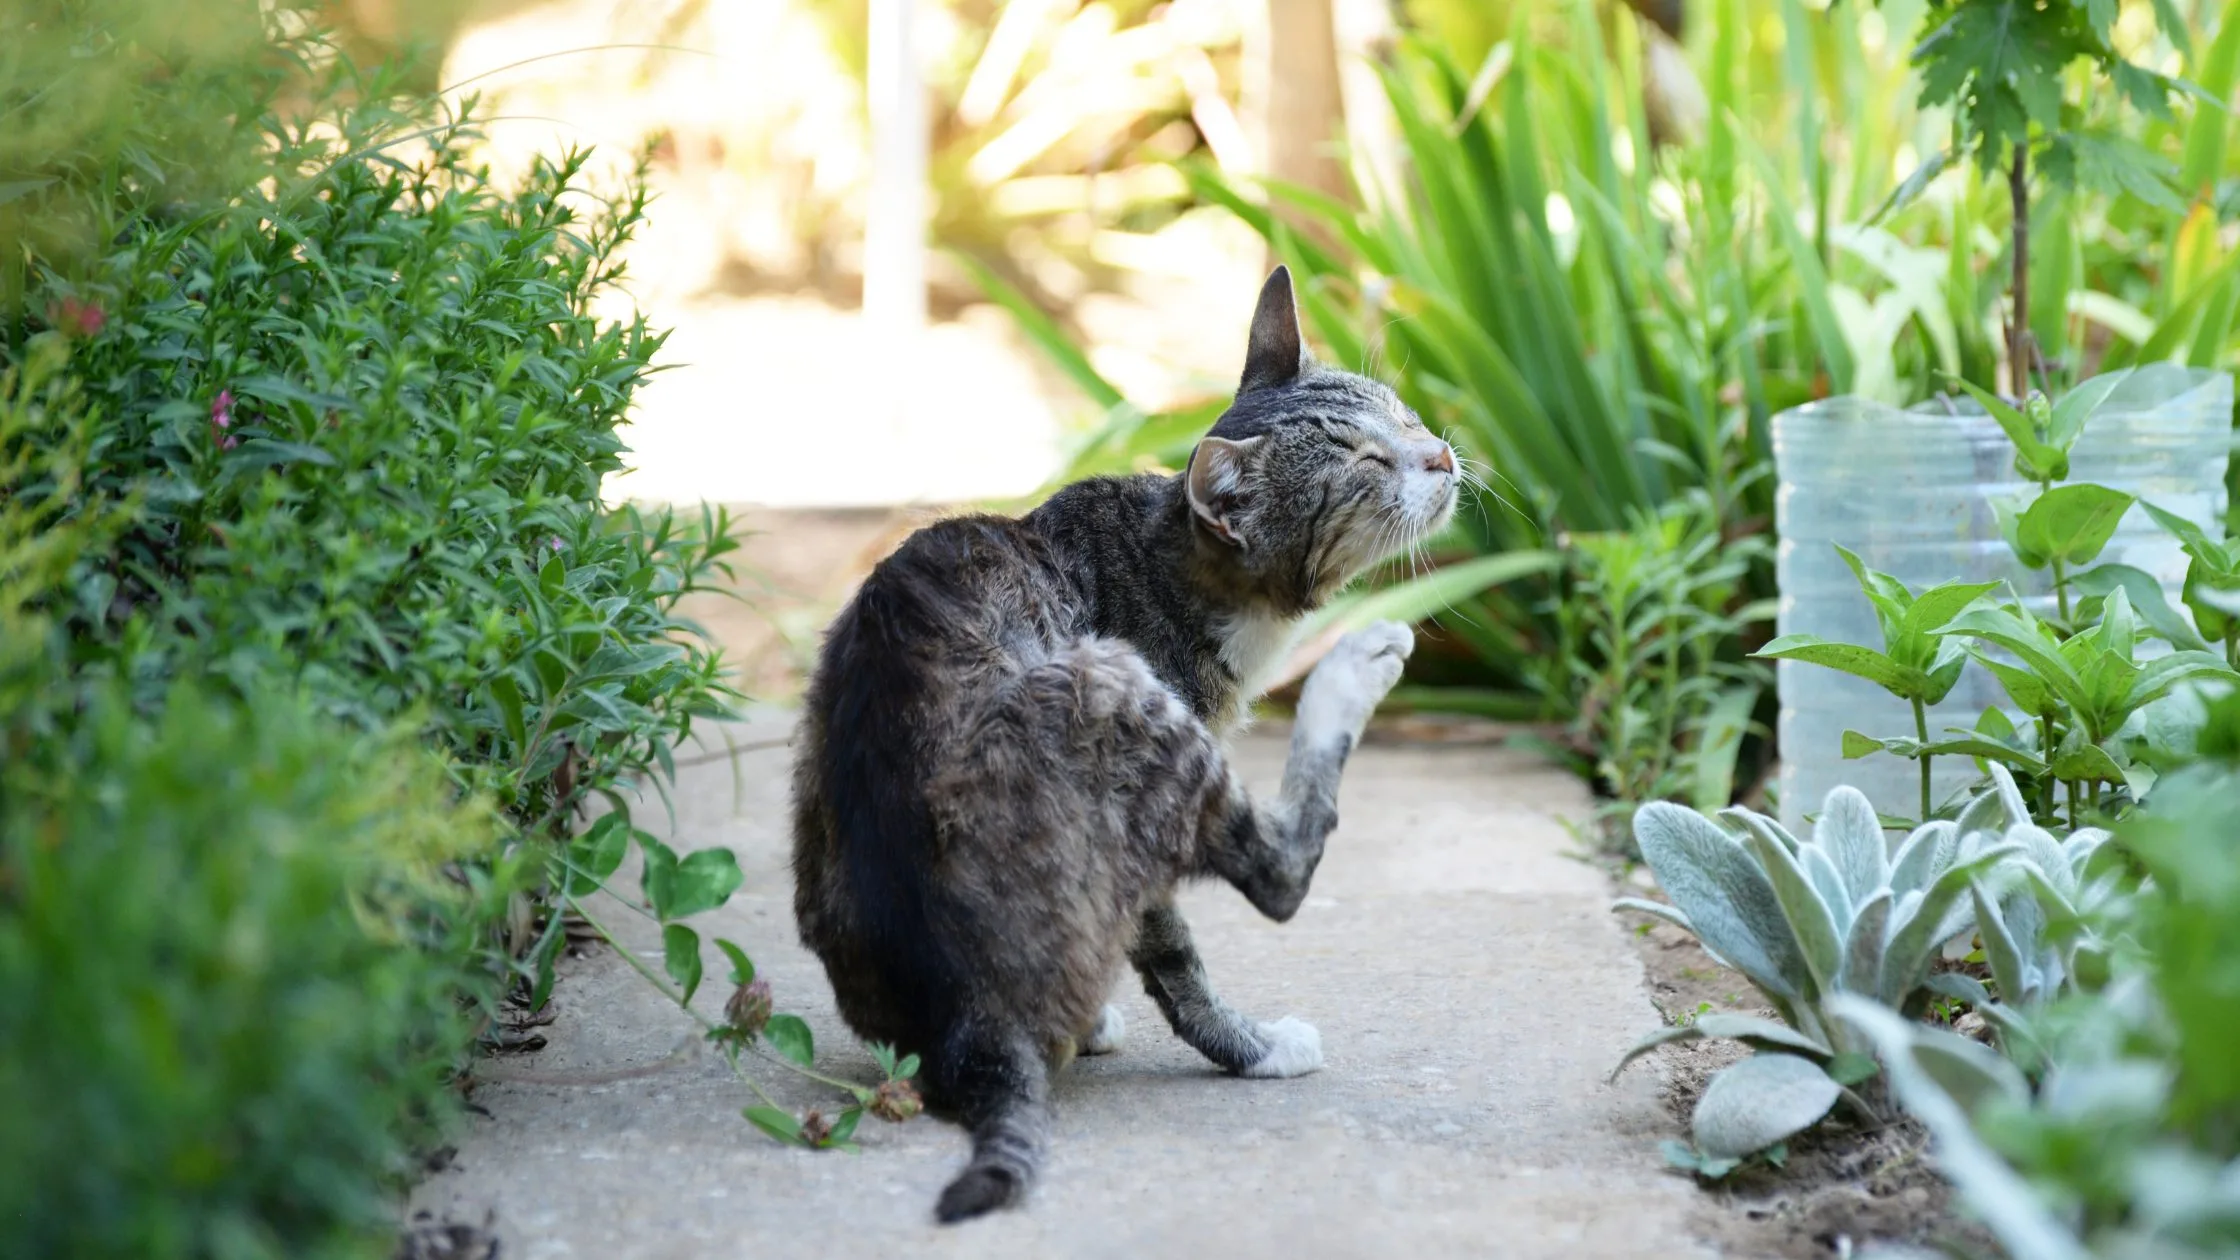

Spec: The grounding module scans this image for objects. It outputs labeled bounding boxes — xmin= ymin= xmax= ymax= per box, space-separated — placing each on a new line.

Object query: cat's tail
xmin=932 ymin=1025 xmax=1050 ymax=1223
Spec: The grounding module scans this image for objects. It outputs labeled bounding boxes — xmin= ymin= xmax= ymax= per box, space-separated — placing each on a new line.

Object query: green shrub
xmin=0 ymin=686 xmax=510 ymax=1260
xmin=2 ymin=6 xmax=750 ymax=1250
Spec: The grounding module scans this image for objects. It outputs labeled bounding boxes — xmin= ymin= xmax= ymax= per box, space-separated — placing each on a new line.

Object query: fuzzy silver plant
xmin=1612 ymin=769 xmax=2045 ymax=1169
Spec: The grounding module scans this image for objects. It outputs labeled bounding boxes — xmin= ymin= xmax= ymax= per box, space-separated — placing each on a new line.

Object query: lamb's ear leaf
xmin=1634 ymin=804 xmax=1812 ymax=1001
xmin=1819 ymin=787 xmax=1890 ymax=906
xmin=1610 ymin=1014 xmax=1831 ymax=1082
xmin=1239 ymin=265 xmax=1307 ymax=393
xmin=1691 ymin=1053 xmax=1843 ymax=1160
xmin=1881 ymin=844 xmax=2022 ymax=1004
xmin=1739 ymin=825 xmax=1844 ymax=999
xmin=1184 ymin=436 xmax=1262 ymax=548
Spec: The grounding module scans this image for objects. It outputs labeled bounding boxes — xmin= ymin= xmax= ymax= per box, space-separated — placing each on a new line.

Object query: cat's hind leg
xmin=1077 ymin=1003 xmax=1125 ymax=1056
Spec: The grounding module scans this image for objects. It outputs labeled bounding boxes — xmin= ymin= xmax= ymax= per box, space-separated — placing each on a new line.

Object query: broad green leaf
xmin=822 ymin=1107 xmax=863 ymax=1148
xmin=1739 ymin=826 xmax=1844 ymax=999
xmin=2046 ymin=371 xmax=2130 ymax=449
xmin=662 ymin=848 xmax=744 ymax=920
xmin=2138 ymin=499 xmax=2223 ymax=561
xmin=714 ymin=938 xmax=755 ymax=986
xmin=1827 ymin=1052 xmax=1881 ymax=1087
xmin=1835 ymin=544 xmax=1911 ymax=639
xmin=1634 ymin=804 xmax=1811 ymax=1001
xmin=1753 ymin=636 xmax=1924 ymax=699
xmin=1903 ymin=581 xmax=2002 ymax=637
xmin=489 ymin=674 xmax=527 ymax=747
xmin=2049 ymin=737 xmax=2126 ymax=786
xmin=639 ymin=835 xmax=680 ymax=917
xmin=1881 ymin=844 xmax=2022 ymax=1004
xmin=1692 ymin=1053 xmax=1843 ymax=1159
xmin=1841 ymin=889 xmax=1892 ymax=994
xmin=1977 ymin=655 xmax=2060 ymax=719
xmin=1970 ymin=881 xmax=2026 ymax=1005
xmin=1690 ymin=684 xmax=1760 ymax=814
xmin=1304 ymin=550 xmax=1561 ymax=639
xmin=1817 ymin=786 xmax=1889 ymax=909
xmin=743 ymin=1105 xmax=805 ymax=1146
xmin=2070 ymin=564 xmax=2211 ymax=652
xmin=1841 ymin=731 xmax=2046 ymax=776
xmin=2125 ymin=651 xmax=2235 ymax=712
xmin=564 ymin=812 xmax=630 ymax=895
xmin=1943 ymin=608 xmax=2093 ymax=717
xmin=2013 ymin=485 xmax=2135 ymax=569
xmin=765 ymin=1013 xmax=815 ymax=1068
xmin=663 ymin=923 xmax=704 ymax=1005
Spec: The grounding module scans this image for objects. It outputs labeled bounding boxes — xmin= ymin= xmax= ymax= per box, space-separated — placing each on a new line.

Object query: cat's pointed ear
xmin=1185 ymin=435 xmax=1262 ymax=550
xmin=1238 ymin=265 xmax=1308 ymax=394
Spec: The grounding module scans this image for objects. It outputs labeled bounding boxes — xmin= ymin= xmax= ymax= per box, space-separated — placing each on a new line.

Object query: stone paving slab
xmin=410 ymin=715 xmax=1717 ymax=1258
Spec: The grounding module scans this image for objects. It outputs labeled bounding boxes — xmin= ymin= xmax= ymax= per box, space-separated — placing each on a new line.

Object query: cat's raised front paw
xmin=1294 ymin=620 xmax=1413 ymax=743
xmin=1240 ymin=1016 xmax=1323 ymax=1078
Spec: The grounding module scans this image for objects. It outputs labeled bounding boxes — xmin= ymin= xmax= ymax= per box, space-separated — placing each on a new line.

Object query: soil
xmin=1613 ymin=881 xmax=2002 ymax=1259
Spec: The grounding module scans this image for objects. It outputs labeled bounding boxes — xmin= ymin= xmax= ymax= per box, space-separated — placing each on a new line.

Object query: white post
xmin=864 ymin=0 xmax=926 ymax=408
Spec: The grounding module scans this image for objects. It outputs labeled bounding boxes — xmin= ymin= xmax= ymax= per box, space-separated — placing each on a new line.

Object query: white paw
xmin=1240 ymin=1016 xmax=1324 ymax=1079
xmin=1294 ymin=620 xmax=1413 ymax=742
xmin=1080 ymin=1003 xmax=1125 ymax=1056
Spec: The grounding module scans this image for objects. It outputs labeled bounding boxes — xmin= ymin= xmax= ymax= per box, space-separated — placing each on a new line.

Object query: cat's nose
xmin=1423 ymin=443 xmax=1455 ymax=475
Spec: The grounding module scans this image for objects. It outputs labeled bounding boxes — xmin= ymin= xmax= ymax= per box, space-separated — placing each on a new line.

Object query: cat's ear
xmin=1238 ymin=265 xmax=1308 ymax=394
xmin=1185 ymin=435 xmax=1263 ymax=549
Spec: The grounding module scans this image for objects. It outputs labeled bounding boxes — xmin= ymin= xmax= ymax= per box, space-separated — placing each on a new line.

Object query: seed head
xmin=724 ymin=977 xmax=772 ymax=1038
xmin=869 ymin=1077 xmax=922 ymax=1123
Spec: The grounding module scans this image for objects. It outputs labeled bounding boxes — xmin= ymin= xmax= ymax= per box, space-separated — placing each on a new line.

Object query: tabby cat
xmin=790 ymin=266 xmax=1459 ymax=1222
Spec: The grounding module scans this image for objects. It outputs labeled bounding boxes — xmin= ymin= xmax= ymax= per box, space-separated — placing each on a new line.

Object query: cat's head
xmin=1184 ymin=266 xmax=1458 ymax=610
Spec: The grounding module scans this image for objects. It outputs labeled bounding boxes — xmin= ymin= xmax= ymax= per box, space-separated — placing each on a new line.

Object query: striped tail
xmin=933 ymin=1028 xmax=1049 ymax=1223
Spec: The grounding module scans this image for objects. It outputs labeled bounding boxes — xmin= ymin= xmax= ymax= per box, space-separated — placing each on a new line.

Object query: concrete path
xmin=411 ymin=713 xmax=1716 ymax=1258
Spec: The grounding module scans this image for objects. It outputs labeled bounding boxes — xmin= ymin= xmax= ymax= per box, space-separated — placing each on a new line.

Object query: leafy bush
xmin=0 ymin=687 xmax=510 ymax=1260
xmin=0 ymin=5 xmax=786 ymax=1249
xmin=1836 ymin=734 xmax=2240 ymax=1259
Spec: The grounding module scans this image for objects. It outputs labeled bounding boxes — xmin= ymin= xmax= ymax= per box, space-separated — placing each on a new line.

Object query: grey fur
xmin=790 ymin=267 xmax=1457 ymax=1223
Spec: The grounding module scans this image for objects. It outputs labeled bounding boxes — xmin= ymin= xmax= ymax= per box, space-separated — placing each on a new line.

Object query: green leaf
xmin=1827 ymin=1052 xmax=1881 ymax=1087
xmin=743 ymin=1105 xmax=805 ymax=1146
xmin=228 ymin=439 xmax=339 ymax=470
xmin=952 ymin=251 xmax=1126 ymax=412
xmin=1692 ymin=1053 xmax=1843 ymax=1159
xmin=1943 ymin=607 xmax=2092 ymax=717
xmin=663 ymin=923 xmax=704 ymax=1005
xmin=1977 ymin=655 xmax=2059 ymax=719
xmin=489 ymin=673 xmax=527 ymax=747
xmin=765 ymin=1014 xmax=815 ymax=1068
xmin=564 ymin=812 xmax=630 ymax=895
xmin=1738 ymin=826 xmax=1844 ymax=999
xmin=822 ymin=1107 xmax=863 ymax=1148
xmin=714 ymin=938 xmax=755 ymax=986
xmin=2070 ymin=564 xmax=2211 ymax=652
xmin=661 ymin=848 xmax=744 ymax=920
xmin=1303 ymin=550 xmax=1561 ymax=640
xmin=2126 ymin=651 xmax=2238 ymax=712
xmin=2046 ymin=371 xmax=2130 ymax=449
xmin=638 ymin=835 xmax=680 ymax=917
xmin=2014 ymin=485 xmax=2135 ymax=569
xmin=1945 ymin=376 xmax=2063 ymax=479
xmin=895 ymin=1053 xmax=921 ymax=1080
xmin=1904 ymin=581 xmax=2002 ymax=637
xmin=1753 ymin=636 xmax=1925 ymax=699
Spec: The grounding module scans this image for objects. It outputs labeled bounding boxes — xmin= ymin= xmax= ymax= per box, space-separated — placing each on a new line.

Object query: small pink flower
xmin=548 ymin=536 xmax=565 ymax=553
xmin=210 ymin=390 xmax=239 ymax=450
xmin=45 ymin=296 xmax=106 ymax=339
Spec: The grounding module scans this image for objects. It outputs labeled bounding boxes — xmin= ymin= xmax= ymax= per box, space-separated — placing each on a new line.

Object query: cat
xmin=789 ymin=266 xmax=1459 ymax=1222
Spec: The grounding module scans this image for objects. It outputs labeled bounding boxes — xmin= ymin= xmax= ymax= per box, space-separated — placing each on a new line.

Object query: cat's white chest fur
xmin=1218 ymin=611 xmax=1302 ymax=708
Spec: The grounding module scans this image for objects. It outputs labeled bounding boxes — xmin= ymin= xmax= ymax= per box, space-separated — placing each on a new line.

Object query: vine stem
xmin=1912 ymin=696 xmax=1932 ymax=822
xmin=2009 ymin=144 xmax=2031 ymax=398
xmin=562 ymin=893 xmax=871 ymax=1100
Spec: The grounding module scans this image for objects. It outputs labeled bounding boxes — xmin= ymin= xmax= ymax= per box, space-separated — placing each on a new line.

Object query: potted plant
xmin=1767 ymin=1 xmax=2234 ymax=828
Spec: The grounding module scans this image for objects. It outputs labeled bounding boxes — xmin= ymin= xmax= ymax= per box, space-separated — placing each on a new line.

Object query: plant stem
xmin=1912 ymin=696 xmax=1932 ymax=822
xmin=2009 ymin=144 xmax=2031 ymax=398
xmin=2039 ymin=715 xmax=2058 ymax=822
xmin=2064 ymin=778 xmax=2079 ymax=829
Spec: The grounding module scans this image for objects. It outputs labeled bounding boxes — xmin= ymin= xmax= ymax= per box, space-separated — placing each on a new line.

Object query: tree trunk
xmin=1265 ymin=0 xmax=1349 ymax=261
